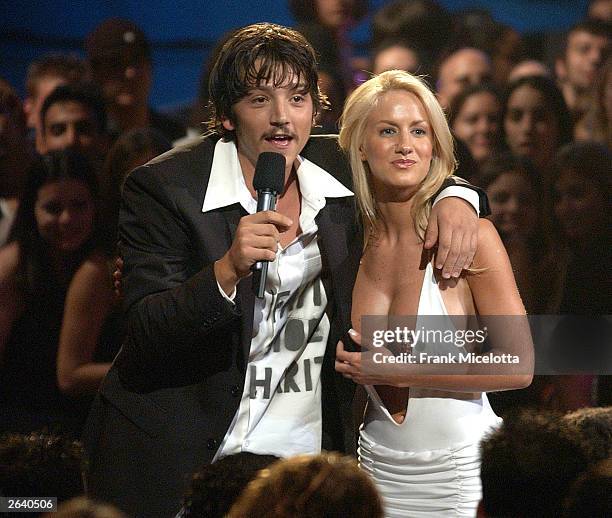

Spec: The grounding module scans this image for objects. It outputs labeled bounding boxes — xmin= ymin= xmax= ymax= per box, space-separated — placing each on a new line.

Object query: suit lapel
xmin=216 ymin=204 xmax=255 ymax=367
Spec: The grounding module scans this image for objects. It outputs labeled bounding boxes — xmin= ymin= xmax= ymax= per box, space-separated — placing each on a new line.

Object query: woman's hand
xmin=335 ymin=329 xmax=400 ymax=385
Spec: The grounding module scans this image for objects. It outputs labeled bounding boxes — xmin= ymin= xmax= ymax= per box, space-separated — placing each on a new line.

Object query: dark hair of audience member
xmin=289 ymin=0 xmax=369 ymax=26
xmin=479 ymin=409 xmax=590 ymax=518
xmin=551 ymin=141 xmax=612 ymax=246
xmin=50 ymin=496 xmax=129 ymax=518
xmin=371 ymin=0 xmax=452 ymax=66
xmin=449 ymin=9 xmax=525 ymax=84
xmin=0 ymin=432 xmax=85 ymax=505
xmin=25 ymin=54 xmax=90 ymax=98
xmin=40 ymin=83 xmax=107 ymax=137
xmin=182 ymin=452 xmax=279 ymax=518
xmin=227 ymin=452 xmax=384 ymax=518
xmin=207 ymin=23 xmax=327 ymax=140
xmin=559 ymin=17 xmax=612 ymax=58
xmin=563 ymin=457 xmax=612 ymax=518
xmin=501 ymin=75 xmax=573 ymax=153
xmin=0 ymin=79 xmax=31 ymax=200
xmin=100 ymin=127 xmax=171 ymax=252
xmin=563 ymin=406 xmax=612 ymax=463
xmin=0 ymin=78 xmax=27 ymax=132
xmin=8 ymin=150 xmax=101 ymax=300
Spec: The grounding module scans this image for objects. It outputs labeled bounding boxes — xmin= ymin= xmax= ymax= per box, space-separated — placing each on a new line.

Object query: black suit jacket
xmin=83 ymin=134 xmax=359 ymax=518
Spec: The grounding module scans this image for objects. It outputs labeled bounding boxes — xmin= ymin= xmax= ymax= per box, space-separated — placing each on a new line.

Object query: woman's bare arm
xmin=56 ymin=251 xmax=114 ymax=396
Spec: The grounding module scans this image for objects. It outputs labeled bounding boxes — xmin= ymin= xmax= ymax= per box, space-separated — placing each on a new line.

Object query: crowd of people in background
xmin=0 ymin=0 xmax=610 ymax=516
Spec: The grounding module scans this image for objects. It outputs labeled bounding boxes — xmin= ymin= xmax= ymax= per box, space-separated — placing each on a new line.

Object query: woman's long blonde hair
xmin=338 ymin=70 xmax=456 ymax=242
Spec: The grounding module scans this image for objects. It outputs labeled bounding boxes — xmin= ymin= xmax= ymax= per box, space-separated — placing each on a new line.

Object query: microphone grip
xmin=252 ymin=190 xmax=277 ymax=298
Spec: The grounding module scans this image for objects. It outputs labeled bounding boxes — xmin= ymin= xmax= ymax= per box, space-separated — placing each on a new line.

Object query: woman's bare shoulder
xmin=472 ymin=219 xmax=507 ymax=270
xmin=70 ymin=250 xmax=112 ymax=288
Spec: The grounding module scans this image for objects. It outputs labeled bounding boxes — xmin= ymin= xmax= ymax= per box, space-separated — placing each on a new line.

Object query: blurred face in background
xmin=35 ymin=179 xmax=95 ymax=253
xmin=373 ymin=45 xmax=420 ymax=75
xmin=452 ymin=91 xmax=500 ymax=164
xmin=504 ymin=85 xmax=559 ymax=170
xmin=553 ymin=169 xmax=606 ymax=242
xmin=487 ymin=170 xmax=538 ymax=242
xmin=315 ymin=0 xmax=355 ymax=29
xmin=560 ymin=30 xmax=609 ymax=92
xmin=91 ymin=55 xmax=152 ymax=112
xmin=436 ymin=48 xmax=492 ymax=108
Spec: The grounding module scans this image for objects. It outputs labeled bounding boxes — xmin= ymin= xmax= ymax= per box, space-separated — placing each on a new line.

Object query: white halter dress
xmin=358 ymin=262 xmax=502 ymax=518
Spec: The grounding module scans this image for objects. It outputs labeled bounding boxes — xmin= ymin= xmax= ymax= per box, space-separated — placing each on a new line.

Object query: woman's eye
xmin=380 ymin=128 xmax=396 ymax=136
xmin=412 ymin=127 xmax=427 ymax=136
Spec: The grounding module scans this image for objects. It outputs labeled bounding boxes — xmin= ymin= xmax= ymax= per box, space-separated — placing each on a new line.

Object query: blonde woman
xmin=334 ymin=70 xmax=533 ymax=517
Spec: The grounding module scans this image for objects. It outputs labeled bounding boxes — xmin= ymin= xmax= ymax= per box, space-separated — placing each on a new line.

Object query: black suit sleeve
xmin=117 ymin=165 xmax=240 ymax=376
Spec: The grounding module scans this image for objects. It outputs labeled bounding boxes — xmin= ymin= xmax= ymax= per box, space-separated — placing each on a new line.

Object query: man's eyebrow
xmin=247 ymin=82 xmax=309 ymax=92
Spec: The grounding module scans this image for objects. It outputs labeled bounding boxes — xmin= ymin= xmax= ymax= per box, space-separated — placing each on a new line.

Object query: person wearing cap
xmin=83 ymin=23 xmax=487 ymax=518
xmin=85 ymin=18 xmax=185 ymax=144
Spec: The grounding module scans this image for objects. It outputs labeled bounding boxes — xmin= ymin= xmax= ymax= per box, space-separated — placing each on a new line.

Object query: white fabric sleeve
xmin=432 ymin=186 xmax=480 ymax=216
xmin=217 ymin=280 xmax=237 ymax=304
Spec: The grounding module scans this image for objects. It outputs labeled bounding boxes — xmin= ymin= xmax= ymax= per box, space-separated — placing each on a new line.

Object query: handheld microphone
xmin=252 ymin=152 xmax=286 ymax=298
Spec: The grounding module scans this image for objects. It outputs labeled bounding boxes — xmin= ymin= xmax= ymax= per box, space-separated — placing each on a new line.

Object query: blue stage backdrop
xmin=1 ymin=0 xmax=589 ymax=111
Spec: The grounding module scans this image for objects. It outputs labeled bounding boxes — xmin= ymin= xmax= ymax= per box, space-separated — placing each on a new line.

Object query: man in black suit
xmin=84 ymin=23 xmax=486 ymax=518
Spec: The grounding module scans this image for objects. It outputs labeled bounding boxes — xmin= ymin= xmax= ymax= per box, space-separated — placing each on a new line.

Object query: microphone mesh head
xmin=253 ymin=152 xmax=286 ymax=193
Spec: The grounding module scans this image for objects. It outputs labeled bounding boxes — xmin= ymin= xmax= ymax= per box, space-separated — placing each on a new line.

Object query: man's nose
xmin=64 ymin=126 xmax=78 ymax=147
xmin=59 ymin=208 xmax=73 ymax=225
xmin=270 ymin=101 xmax=288 ymax=127
xmin=125 ymin=66 xmax=137 ymax=80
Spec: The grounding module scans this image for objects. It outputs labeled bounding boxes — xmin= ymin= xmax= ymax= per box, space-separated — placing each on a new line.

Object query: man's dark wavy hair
xmin=207 ymin=23 xmax=327 ymax=140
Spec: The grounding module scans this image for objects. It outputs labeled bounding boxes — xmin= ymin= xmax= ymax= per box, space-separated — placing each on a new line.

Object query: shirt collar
xmin=202 ymin=139 xmax=353 ymax=215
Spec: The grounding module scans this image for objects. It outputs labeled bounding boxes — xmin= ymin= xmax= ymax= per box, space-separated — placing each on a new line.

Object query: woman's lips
xmin=392 ymin=159 xmax=416 ymax=168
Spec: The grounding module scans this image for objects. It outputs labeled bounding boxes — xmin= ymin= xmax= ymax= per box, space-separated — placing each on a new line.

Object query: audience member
xmin=589 ymin=0 xmax=612 ymax=22
xmin=435 ymin=47 xmax=493 ymax=108
xmin=0 ymin=79 xmax=32 ymax=246
xmin=501 ymin=74 xmax=573 ymax=176
xmin=0 ymin=432 xmax=85 ymax=510
xmin=555 ymin=18 xmax=610 ymax=119
xmin=548 ymin=142 xmax=611 ymax=315
xmin=478 ymin=410 xmax=590 ymax=518
xmin=0 ymin=150 xmax=118 ymax=437
xmin=508 ymin=59 xmax=552 ymax=82
xmin=100 ymin=127 xmax=171 ymax=252
xmin=449 ymin=83 xmax=502 ymax=168
xmin=371 ymin=39 xmax=421 ymax=75
xmin=575 ymin=56 xmax=612 ymax=147
xmin=477 ymin=153 xmax=550 ymax=314
xmin=314 ymin=66 xmax=344 ymax=134
xmin=23 ymin=54 xmax=90 ymax=153
xmin=371 ymin=0 xmax=452 ymax=75
xmin=290 ymin=0 xmax=370 ymax=92
xmin=563 ymin=406 xmax=612 ymax=462
xmin=38 ymin=83 xmax=109 ymax=168
xmin=227 ymin=453 xmax=384 ymax=518
xmin=449 ymin=9 xmax=525 ymax=85
xmin=47 ymin=497 xmax=129 ymax=518
xmin=85 ymin=18 xmax=185 ymax=143
xmin=181 ymin=452 xmax=278 ymax=518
